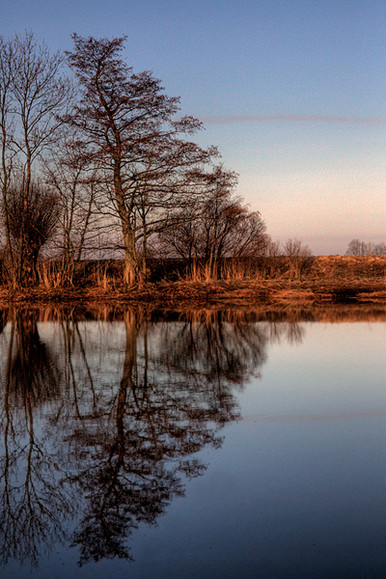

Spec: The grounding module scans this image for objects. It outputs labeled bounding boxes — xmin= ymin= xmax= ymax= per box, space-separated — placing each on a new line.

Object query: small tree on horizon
xmin=346 ymin=239 xmax=386 ymax=256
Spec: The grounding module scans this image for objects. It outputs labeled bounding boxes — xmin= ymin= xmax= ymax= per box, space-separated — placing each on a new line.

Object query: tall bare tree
xmin=65 ymin=35 xmax=215 ymax=284
xmin=43 ymin=133 xmax=101 ymax=282
xmin=0 ymin=32 xmax=71 ymax=285
xmin=0 ymin=37 xmax=16 ymax=261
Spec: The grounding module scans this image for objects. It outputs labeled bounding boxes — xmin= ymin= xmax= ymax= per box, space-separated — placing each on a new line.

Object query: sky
xmin=2 ymin=0 xmax=385 ymax=254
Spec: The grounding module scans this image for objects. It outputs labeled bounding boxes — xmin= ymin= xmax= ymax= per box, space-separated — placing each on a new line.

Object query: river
xmin=0 ymin=305 xmax=385 ymax=578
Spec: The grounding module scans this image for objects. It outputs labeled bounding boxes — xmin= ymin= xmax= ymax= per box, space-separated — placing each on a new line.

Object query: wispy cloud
xmin=203 ymin=114 xmax=386 ymax=125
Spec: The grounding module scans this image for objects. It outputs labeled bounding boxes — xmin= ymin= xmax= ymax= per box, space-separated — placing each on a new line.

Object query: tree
xmin=263 ymin=236 xmax=281 ymax=257
xmin=6 ymin=181 xmax=59 ymax=283
xmin=43 ymin=132 xmax=100 ymax=283
xmin=159 ymin=165 xmax=267 ymax=278
xmin=65 ymin=34 xmax=215 ymax=284
xmin=283 ymin=238 xmax=312 ymax=279
xmin=0 ymin=32 xmax=71 ymax=285
xmin=283 ymin=238 xmax=312 ymax=258
xmin=373 ymin=242 xmax=386 ymax=256
xmin=346 ymin=239 xmax=368 ymax=256
xmin=0 ymin=37 xmax=15 ymax=261
xmin=346 ymin=239 xmax=385 ymax=256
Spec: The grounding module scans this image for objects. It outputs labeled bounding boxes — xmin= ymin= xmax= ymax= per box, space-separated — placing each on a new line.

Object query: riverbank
xmin=0 ymin=255 xmax=384 ymax=306
xmin=0 ymin=278 xmax=384 ymax=307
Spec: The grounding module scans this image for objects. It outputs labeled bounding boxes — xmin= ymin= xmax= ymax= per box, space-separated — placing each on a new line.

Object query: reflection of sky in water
xmin=128 ymin=320 xmax=386 ymax=579
xmin=0 ymin=311 xmax=385 ymax=578
xmin=240 ymin=321 xmax=386 ymax=419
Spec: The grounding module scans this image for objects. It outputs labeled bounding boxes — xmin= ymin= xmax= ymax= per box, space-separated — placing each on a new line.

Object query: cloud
xmin=203 ymin=114 xmax=386 ymax=125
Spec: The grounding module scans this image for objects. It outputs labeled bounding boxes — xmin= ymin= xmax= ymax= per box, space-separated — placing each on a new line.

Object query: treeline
xmin=0 ymin=32 xmax=273 ymax=287
xmin=346 ymin=239 xmax=386 ymax=256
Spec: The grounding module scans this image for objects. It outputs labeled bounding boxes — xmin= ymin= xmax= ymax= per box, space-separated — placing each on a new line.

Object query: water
xmin=0 ymin=305 xmax=385 ymax=578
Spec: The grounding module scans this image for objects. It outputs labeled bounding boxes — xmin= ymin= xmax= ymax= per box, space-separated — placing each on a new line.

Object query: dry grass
xmin=0 ymin=255 xmax=384 ymax=307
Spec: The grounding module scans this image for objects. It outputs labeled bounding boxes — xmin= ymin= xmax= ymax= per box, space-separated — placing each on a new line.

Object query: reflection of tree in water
xmin=0 ymin=310 xmax=6 ymax=335
xmin=157 ymin=309 xmax=269 ymax=423
xmin=0 ymin=306 xmax=285 ymax=568
xmin=0 ymin=309 xmax=72 ymax=567
xmin=8 ymin=309 xmax=61 ymax=403
xmin=268 ymin=319 xmax=306 ymax=345
xmin=67 ymin=309 xmax=268 ymax=564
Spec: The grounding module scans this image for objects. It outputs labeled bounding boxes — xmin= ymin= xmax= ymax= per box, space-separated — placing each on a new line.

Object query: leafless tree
xmin=263 ymin=236 xmax=281 ymax=257
xmin=346 ymin=239 xmax=368 ymax=255
xmin=65 ymin=35 xmax=216 ymax=284
xmin=283 ymin=238 xmax=312 ymax=279
xmin=160 ymin=165 xmax=267 ymax=278
xmin=43 ymin=133 xmax=101 ymax=282
xmin=373 ymin=242 xmax=386 ymax=256
xmin=346 ymin=239 xmax=386 ymax=256
xmin=0 ymin=37 xmax=17 ymax=262
xmin=0 ymin=32 xmax=71 ymax=285
xmin=6 ymin=181 xmax=59 ymax=283
xmin=283 ymin=238 xmax=312 ymax=258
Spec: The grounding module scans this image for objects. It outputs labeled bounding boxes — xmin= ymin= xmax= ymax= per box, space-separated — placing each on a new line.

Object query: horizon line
xmin=202 ymin=114 xmax=386 ymax=125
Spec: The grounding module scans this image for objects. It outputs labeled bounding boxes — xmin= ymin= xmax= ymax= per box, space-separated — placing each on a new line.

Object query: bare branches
xmin=346 ymin=239 xmax=386 ymax=256
xmin=1 ymin=32 xmax=271 ymax=286
xmin=6 ymin=181 xmax=59 ymax=283
xmin=65 ymin=35 xmax=217 ymax=284
xmin=0 ymin=31 xmax=72 ymax=285
xmin=159 ymin=165 xmax=267 ymax=278
xmin=283 ymin=238 xmax=312 ymax=258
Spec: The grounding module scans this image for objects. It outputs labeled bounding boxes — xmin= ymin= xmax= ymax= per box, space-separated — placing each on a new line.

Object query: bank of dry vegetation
xmin=0 ymin=33 xmax=384 ymax=304
xmin=0 ymin=255 xmax=384 ymax=307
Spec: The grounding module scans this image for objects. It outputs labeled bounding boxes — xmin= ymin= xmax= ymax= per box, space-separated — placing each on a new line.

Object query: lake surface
xmin=0 ymin=305 xmax=385 ymax=578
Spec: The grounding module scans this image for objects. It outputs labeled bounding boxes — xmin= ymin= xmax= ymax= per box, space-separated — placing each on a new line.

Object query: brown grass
xmin=0 ymin=255 xmax=384 ymax=306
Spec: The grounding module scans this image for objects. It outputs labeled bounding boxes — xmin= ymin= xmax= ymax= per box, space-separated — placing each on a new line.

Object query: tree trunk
xmin=122 ymin=228 xmax=140 ymax=285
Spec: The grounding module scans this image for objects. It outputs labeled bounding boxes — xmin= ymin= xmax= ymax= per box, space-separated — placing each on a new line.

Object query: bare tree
xmin=160 ymin=165 xmax=267 ymax=278
xmin=6 ymin=181 xmax=59 ymax=283
xmin=283 ymin=238 xmax=312 ymax=279
xmin=346 ymin=239 xmax=385 ymax=256
xmin=283 ymin=238 xmax=312 ymax=258
xmin=264 ymin=236 xmax=282 ymax=257
xmin=0 ymin=32 xmax=71 ymax=285
xmin=43 ymin=133 xmax=101 ymax=283
xmin=0 ymin=37 xmax=16 ymax=262
xmin=346 ymin=239 xmax=368 ymax=256
xmin=373 ymin=242 xmax=386 ymax=256
xmin=65 ymin=34 xmax=215 ymax=284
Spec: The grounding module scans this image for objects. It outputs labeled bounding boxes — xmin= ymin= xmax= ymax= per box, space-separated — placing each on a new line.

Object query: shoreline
xmin=0 ymin=278 xmax=385 ymax=308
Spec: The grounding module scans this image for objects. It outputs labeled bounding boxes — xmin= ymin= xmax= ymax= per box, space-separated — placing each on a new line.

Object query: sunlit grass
xmin=0 ymin=255 xmax=384 ymax=306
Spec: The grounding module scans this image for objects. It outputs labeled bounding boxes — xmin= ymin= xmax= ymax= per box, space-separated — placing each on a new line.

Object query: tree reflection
xmin=0 ymin=310 xmax=6 ymax=335
xmin=0 ymin=306 xmax=290 ymax=568
xmin=67 ymin=309 xmax=259 ymax=564
xmin=8 ymin=309 xmax=61 ymax=403
xmin=0 ymin=309 xmax=72 ymax=566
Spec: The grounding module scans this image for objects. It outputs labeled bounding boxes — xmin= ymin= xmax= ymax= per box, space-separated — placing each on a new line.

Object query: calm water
xmin=0 ymin=306 xmax=385 ymax=578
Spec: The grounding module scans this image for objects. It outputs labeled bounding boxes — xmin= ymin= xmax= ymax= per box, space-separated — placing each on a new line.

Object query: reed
xmin=0 ymin=255 xmax=384 ymax=306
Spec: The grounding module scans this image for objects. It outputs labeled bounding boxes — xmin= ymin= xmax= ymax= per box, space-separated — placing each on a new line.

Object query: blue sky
xmin=2 ymin=0 xmax=385 ymax=253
